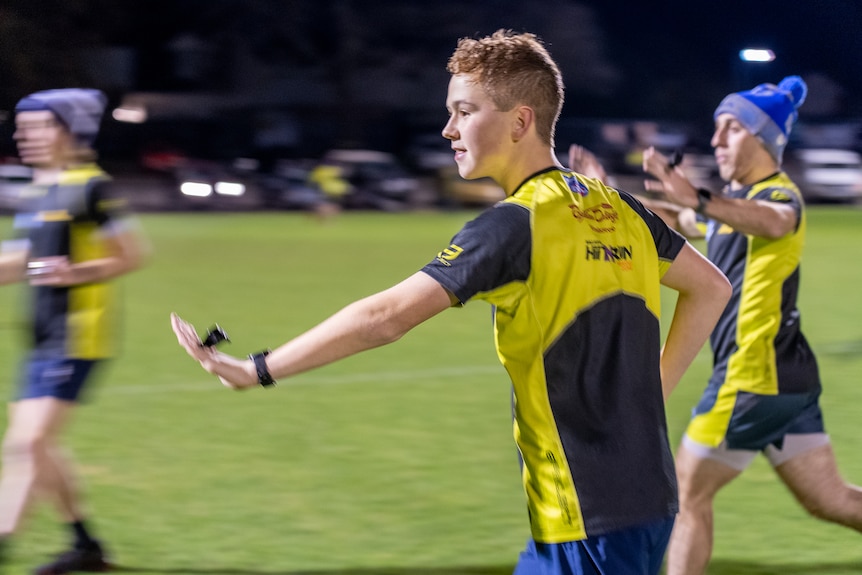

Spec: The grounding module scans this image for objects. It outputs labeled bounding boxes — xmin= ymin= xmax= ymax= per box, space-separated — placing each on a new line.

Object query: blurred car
xmin=174 ymin=159 xmax=261 ymax=210
xmin=140 ymin=147 xmax=188 ymax=173
xmin=406 ymin=133 xmax=454 ymax=174
xmin=792 ymin=148 xmax=862 ymax=203
xmin=319 ymin=149 xmax=421 ymax=211
xmin=0 ymin=163 xmax=33 ymax=213
xmin=437 ymin=166 xmax=505 ymax=207
xmin=258 ymin=160 xmax=326 ymax=210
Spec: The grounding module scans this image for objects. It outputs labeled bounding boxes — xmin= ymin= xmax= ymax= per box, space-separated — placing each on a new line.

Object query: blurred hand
xmin=27 ymin=256 xmax=72 ymax=286
xmin=569 ymin=144 xmax=608 ymax=182
xmin=642 ymin=146 xmax=699 ymax=209
xmin=641 ymin=146 xmax=672 ymax=180
xmin=170 ymin=313 xmax=257 ymax=390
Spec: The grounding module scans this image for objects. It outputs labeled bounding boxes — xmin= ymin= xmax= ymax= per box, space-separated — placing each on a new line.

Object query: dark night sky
xmin=586 ymin=0 xmax=862 ymax=91
xmin=2 ymin=0 xmax=862 ymax=158
xmin=3 ymin=0 xmax=862 ymax=116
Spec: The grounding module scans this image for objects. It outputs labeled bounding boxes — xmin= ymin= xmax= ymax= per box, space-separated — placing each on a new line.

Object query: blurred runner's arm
xmin=29 ymin=223 xmax=150 ymax=287
xmin=0 ymin=242 xmax=28 ymax=285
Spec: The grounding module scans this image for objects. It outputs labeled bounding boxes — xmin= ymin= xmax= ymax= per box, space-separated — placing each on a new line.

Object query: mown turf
xmin=0 ymin=207 xmax=860 ymax=574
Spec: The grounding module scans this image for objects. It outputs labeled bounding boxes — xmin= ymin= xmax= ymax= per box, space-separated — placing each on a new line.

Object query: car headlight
xmin=181 ymin=181 xmax=213 ymax=197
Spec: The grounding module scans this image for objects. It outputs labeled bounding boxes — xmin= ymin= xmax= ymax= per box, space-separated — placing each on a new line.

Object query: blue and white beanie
xmin=713 ymin=76 xmax=807 ymax=165
xmin=15 ymin=88 xmax=107 ymax=145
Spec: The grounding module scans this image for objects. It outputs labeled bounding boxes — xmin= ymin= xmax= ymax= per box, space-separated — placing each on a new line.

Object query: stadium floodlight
xmin=739 ymin=48 xmax=775 ymax=63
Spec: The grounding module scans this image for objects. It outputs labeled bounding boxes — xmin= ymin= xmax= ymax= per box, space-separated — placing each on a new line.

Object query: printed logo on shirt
xmin=586 ymin=241 xmax=633 ymax=270
xmin=563 ymin=172 xmax=589 ymax=197
xmin=569 ymin=202 xmax=618 ymax=233
xmin=37 ymin=210 xmax=72 ymax=222
xmin=546 ymin=450 xmax=576 ymax=527
xmin=435 ymin=244 xmax=464 ymax=267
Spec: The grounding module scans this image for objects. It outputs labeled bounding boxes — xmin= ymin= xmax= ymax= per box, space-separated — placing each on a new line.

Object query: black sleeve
xmin=421 ymin=202 xmax=531 ymax=304
xmin=617 ymin=190 xmax=686 ymax=261
xmin=86 ymin=179 xmax=130 ymax=226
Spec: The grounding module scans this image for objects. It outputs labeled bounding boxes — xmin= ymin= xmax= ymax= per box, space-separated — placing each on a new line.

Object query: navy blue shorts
xmin=690 ymin=388 xmax=824 ymax=451
xmin=513 ymin=516 xmax=675 ymax=575
xmin=17 ymin=358 xmax=101 ymax=402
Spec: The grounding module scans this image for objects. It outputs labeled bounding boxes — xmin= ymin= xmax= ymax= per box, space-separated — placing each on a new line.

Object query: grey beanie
xmin=15 ymin=88 xmax=107 ymax=145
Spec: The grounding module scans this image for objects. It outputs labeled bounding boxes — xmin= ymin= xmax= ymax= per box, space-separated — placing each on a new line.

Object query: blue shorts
xmin=17 ymin=358 xmax=102 ymax=402
xmin=513 ymin=516 xmax=675 ymax=575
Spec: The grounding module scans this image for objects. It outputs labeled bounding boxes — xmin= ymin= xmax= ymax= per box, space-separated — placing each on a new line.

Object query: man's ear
xmin=512 ymin=106 xmax=534 ymax=141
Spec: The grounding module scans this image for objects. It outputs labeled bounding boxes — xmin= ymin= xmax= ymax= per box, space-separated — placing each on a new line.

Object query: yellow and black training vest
xmin=423 ymin=167 xmax=686 ymax=542
xmin=13 ymin=164 xmax=127 ymax=360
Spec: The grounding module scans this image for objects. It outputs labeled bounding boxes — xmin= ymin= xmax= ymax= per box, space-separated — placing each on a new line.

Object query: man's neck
xmin=730 ymin=164 xmax=780 ymax=191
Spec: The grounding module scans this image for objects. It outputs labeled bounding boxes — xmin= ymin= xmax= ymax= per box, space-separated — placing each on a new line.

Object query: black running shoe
xmin=33 ymin=541 xmax=111 ymax=574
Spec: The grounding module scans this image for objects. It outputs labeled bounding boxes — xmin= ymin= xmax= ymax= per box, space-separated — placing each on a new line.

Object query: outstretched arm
xmin=659 ymin=242 xmax=731 ymax=399
xmin=636 ymin=196 xmax=704 ymax=239
xmin=172 ymin=271 xmax=456 ymax=390
xmin=643 ymin=146 xmax=797 ymax=239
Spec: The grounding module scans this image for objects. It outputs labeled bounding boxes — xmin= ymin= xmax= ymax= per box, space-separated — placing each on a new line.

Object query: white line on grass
xmin=106 ymin=364 xmax=506 ymax=395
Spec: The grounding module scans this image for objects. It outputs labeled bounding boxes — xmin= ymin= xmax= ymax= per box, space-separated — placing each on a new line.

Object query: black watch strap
xmin=695 ymin=188 xmax=712 ymax=214
xmin=249 ymin=350 xmax=276 ymax=387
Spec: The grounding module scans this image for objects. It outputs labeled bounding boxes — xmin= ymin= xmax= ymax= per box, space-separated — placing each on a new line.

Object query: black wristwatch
xmin=695 ymin=188 xmax=713 ymax=214
xmin=249 ymin=350 xmax=277 ymax=387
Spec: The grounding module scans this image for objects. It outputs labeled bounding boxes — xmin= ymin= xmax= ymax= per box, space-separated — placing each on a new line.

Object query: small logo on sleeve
xmin=435 ymin=244 xmax=464 ymax=267
xmin=770 ymin=190 xmax=791 ymax=203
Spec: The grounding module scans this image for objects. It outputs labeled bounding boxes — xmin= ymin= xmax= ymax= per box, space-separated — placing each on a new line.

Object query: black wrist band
xmin=249 ymin=350 xmax=276 ymax=387
xmin=695 ymin=188 xmax=712 ymax=214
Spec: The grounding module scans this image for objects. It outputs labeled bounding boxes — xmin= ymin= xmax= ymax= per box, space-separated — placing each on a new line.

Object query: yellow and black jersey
xmin=704 ymin=172 xmax=820 ymax=399
xmin=13 ymin=164 xmax=129 ymax=360
xmin=422 ymin=167 xmax=686 ymax=543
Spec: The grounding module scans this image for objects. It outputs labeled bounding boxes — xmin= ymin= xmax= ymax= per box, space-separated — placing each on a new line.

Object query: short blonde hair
xmin=447 ymin=29 xmax=564 ymax=146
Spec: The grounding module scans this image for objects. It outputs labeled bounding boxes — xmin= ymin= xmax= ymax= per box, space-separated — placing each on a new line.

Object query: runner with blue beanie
xmin=640 ymin=75 xmax=862 ymax=575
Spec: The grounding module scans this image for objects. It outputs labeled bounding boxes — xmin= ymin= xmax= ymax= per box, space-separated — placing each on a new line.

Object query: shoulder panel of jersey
xmin=727 ymin=171 xmax=807 ymax=394
xmin=57 ymin=163 xmax=109 ymax=185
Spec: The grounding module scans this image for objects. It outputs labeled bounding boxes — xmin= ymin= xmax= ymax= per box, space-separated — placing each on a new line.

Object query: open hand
xmin=569 ymin=144 xmax=608 ymax=182
xmin=170 ymin=313 xmax=257 ymax=390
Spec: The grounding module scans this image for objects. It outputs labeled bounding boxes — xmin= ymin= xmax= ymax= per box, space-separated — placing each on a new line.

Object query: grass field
xmin=0 ymin=207 xmax=861 ymax=574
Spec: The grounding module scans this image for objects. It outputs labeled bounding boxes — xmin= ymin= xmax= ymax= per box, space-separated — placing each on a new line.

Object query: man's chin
xmin=18 ymin=155 xmax=53 ymax=168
